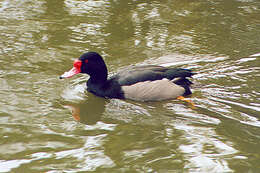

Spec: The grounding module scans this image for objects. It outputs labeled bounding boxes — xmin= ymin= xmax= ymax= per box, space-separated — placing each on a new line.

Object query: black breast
xmin=87 ymin=78 xmax=124 ymax=99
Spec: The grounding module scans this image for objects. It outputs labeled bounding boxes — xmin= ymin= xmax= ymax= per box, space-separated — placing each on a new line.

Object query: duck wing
xmin=110 ymin=65 xmax=194 ymax=86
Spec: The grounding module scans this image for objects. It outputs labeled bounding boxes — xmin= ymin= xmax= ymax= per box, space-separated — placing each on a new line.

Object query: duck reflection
xmin=65 ymin=94 xmax=107 ymax=125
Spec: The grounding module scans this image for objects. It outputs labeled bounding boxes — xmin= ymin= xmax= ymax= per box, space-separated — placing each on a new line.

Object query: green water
xmin=0 ymin=0 xmax=260 ymax=172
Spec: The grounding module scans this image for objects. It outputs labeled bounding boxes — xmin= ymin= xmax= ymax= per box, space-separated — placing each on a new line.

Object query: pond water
xmin=0 ymin=0 xmax=259 ymax=172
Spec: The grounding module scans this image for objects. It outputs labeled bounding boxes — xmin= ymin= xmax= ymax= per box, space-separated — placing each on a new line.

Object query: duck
xmin=60 ymin=52 xmax=195 ymax=102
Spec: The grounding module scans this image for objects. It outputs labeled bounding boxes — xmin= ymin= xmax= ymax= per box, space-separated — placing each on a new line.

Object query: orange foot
xmin=177 ymin=96 xmax=196 ymax=109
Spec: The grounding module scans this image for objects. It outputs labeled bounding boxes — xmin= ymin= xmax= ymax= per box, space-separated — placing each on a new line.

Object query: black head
xmin=79 ymin=52 xmax=107 ymax=76
xmin=60 ymin=52 xmax=108 ymax=81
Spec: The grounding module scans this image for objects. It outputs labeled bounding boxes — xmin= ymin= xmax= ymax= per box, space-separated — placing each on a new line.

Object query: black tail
xmin=173 ymin=78 xmax=193 ymax=96
xmin=165 ymin=68 xmax=195 ymax=96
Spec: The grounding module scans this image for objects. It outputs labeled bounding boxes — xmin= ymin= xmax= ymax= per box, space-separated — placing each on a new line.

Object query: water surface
xmin=0 ymin=0 xmax=260 ymax=172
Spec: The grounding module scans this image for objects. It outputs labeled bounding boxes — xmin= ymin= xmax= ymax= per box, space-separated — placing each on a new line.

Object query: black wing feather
xmin=110 ymin=65 xmax=194 ymax=86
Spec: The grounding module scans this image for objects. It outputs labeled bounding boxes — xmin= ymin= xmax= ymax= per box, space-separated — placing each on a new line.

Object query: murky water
xmin=0 ymin=0 xmax=259 ymax=172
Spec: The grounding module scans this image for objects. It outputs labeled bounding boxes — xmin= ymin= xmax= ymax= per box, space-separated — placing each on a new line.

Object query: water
xmin=0 ymin=0 xmax=259 ymax=172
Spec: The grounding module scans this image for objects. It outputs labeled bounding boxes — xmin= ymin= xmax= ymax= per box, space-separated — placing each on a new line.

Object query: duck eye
xmin=73 ymin=60 xmax=82 ymax=69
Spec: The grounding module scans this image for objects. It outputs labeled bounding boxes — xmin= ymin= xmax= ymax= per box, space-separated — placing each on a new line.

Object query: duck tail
xmin=173 ymin=77 xmax=193 ymax=96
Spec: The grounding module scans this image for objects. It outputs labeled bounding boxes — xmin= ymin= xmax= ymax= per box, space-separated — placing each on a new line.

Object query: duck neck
xmin=90 ymin=75 xmax=107 ymax=84
xmin=89 ymin=69 xmax=108 ymax=85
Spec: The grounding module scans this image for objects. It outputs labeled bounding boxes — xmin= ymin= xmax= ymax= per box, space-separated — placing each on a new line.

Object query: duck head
xmin=60 ymin=52 xmax=108 ymax=81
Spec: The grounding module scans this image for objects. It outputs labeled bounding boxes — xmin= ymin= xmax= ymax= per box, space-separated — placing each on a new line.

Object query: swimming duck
xmin=60 ymin=52 xmax=195 ymax=102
